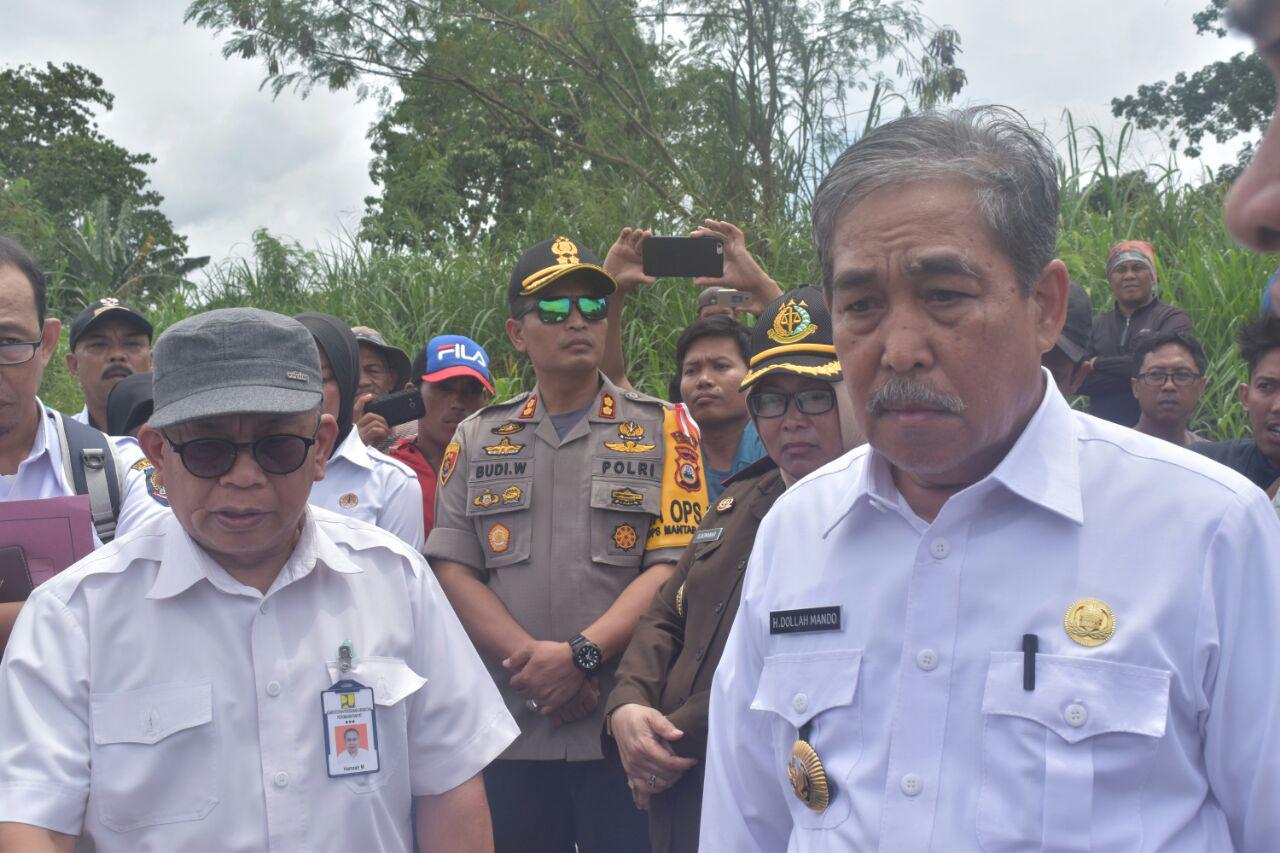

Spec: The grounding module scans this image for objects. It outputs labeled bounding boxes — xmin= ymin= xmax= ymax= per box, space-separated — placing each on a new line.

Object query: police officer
xmin=604 ymin=287 xmax=861 ymax=853
xmin=0 ymin=308 xmax=517 ymax=851
xmin=701 ymin=107 xmax=1280 ymax=851
xmin=65 ymin=297 xmax=153 ymax=431
xmin=426 ymin=236 xmax=708 ymax=853
xmin=0 ymin=238 xmax=169 ymax=654
xmin=297 ymin=313 xmax=425 ymax=550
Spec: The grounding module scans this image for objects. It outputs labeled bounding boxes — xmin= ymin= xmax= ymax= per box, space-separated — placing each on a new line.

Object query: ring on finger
xmin=525 ymin=699 xmax=539 ymax=712
xmin=647 ymin=773 xmax=657 ymax=789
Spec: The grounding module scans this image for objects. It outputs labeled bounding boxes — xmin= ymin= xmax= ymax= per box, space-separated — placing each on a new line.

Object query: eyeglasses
xmin=747 ymin=387 xmax=836 ymax=418
xmin=514 ymin=296 xmax=608 ymax=324
xmin=1137 ymin=369 xmax=1202 ymax=387
xmin=165 ymin=432 xmax=318 ymax=479
xmin=0 ymin=336 xmax=44 ymax=366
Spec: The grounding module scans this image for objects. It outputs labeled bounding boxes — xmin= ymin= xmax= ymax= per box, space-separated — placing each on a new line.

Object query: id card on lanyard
xmin=322 ymin=643 xmax=381 ymax=778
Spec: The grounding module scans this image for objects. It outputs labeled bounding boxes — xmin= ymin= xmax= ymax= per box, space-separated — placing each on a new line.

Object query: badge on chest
xmin=323 ymin=646 xmax=381 ymax=779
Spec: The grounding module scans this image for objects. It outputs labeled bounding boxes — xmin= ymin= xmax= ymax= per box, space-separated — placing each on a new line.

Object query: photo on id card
xmin=323 ymin=682 xmax=380 ymax=777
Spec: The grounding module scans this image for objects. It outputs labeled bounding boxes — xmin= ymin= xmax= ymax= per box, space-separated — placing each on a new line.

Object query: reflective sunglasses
xmin=747 ymin=387 xmax=837 ymax=419
xmin=515 ymin=296 xmax=608 ymax=324
xmin=166 ymin=432 xmax=318 ymax=478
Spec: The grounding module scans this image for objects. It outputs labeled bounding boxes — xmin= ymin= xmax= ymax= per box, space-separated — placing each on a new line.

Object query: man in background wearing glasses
xmin=1130 ymin=330 xmax=1210 ymax=448
xmin=0 ymin=307 xmax=517 ymax=852
xmin=0 ymin=237 xmax=169 ymax=655
xmin=426 ymin=237 xmax=707 ymax=853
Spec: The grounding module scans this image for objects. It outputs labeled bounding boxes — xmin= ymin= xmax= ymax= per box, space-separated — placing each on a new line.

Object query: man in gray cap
xmin=0 ymin=308 xmax=517 ymax=852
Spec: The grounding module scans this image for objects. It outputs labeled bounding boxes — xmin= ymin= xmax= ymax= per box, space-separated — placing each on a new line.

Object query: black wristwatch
xmin=569 ymin=634 xmax=603 ymax=674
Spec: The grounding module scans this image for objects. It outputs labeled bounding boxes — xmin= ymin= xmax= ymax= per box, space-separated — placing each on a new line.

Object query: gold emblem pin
xmin=1064 ymin=598 xmax=1115 ymax=647
xmin=605 ymin=420 xmax=656 ymax=453
xmin=487 ymin=523 xmax=511 ymax=553
xmin=612 ymin=523 xmax=639 ymax=552
xmin=675 ymin=583 xmax=686 ymax=618
xmin=338 ymin=493 xmax=359 ymax=509
xmin=611 ymin=487 xmax=644 ymax=507
xmin=484 ymin=438 xmax=525 ymax=456
xmin=492 ymin=421 xmax=526 ymax=435
xmin=501 ymin=485 xmax=523 ymax=504
xmin=472 ymin=489 xmax=501 ymax=509
xmin=716 ymin=496 xmax=735 ymax=512
xmin=787 ymin=740 xmax=831 ymax=812
xmin=552 ymin=236 xmax=580 ymax=266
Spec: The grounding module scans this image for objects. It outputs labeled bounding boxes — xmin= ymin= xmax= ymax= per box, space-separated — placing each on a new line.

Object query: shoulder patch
xmin=144 ymin=464 xmax=170 ymax=507
xmin=131 ymin=458 xmax=151 ymax=473
xmin=440 ymin=442 xmax=461 ymax=486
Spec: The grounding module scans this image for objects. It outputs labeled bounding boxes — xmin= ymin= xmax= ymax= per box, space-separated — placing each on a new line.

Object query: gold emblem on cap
xmin=768 ymin=299 xmax=817 ymax=345
xmin=787 ymin=740 xmax=831 ymax=812
xmin=716 ymin=496 xmax=735 ymax=512
xmin=1064 ymin=598 xmax=1115 ymax=647
xmin=675 ymin=583 xmax=686 ymax=618
xmin=552 ymin=236 xmax=580 ymax=266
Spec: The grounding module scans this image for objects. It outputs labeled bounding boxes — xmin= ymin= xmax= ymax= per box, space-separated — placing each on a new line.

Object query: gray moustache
xmin=866 ymin=376 xmax=966 ymax=416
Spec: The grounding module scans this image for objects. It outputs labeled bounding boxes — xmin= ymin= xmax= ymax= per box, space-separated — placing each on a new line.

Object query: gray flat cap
xmin=150 ymin=308 xmax=323 ymax=429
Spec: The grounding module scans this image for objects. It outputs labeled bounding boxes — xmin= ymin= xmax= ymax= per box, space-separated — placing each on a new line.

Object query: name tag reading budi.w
xmin=770 ymin=606 xmax=842 ymax=635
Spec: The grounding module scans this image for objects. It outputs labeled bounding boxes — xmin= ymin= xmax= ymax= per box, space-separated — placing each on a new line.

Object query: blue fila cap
xmin=423 ymin=334 xmax=493 ymax=393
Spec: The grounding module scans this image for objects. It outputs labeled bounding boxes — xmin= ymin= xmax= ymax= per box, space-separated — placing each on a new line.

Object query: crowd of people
xmin=3 ymin=3 xmax=1280 ymax=849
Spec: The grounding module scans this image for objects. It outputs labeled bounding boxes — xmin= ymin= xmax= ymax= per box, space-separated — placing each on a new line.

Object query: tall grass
xmin=38 ymin=120 xmax=1271 ymax=441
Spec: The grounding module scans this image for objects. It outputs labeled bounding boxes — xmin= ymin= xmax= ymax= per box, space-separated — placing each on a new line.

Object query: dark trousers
xmin=483 ymin=758 xmax=650 ymax=853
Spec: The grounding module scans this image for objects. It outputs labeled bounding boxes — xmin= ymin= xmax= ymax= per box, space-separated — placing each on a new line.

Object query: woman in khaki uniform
xmin=603 ymin=286 xmax=862 ymax=852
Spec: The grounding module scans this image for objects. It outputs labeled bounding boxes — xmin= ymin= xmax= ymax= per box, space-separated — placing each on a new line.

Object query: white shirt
xmin=71 ymin=406 xmax=90 ymax=426
xmin=700 ymin=377 xmax=1280 ymax=852
xmin=311 ymin=430 xmax=425 ymax=550
xmin=0 ymin=507 xmax=518 ymax=852
xmin=10 ymin=402 xmax=171 ymax=546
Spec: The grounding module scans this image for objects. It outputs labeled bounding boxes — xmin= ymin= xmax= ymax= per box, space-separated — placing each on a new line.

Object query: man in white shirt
xmin=0 ymin=307 xmax=517 ymax=852
xmin=0 ymin=237 xmax=169 ymax=653
xmin=700 ymin=107 xmax=1280 ymax=852
xmin=297 ymin=313 xmax=425 ymax=550
xmin=64 ymin=298 xmax=153 ymax=432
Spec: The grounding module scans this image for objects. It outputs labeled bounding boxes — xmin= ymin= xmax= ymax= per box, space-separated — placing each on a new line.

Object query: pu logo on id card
xmin=323 ymin=681 xmax=380 ymax=778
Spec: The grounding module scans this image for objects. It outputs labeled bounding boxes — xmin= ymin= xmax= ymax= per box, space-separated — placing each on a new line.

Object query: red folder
xmin=0 ymin=495 xmax=95 ymax=593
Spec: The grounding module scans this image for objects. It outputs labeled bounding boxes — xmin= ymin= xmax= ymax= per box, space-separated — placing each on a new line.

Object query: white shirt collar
xmin=332 ymin=429 xmax=376 ymax=472
xmin=146 ymin=508 xmax=362 ymax=600
xmin=826 ymin=369 xmax=1083 ymax=533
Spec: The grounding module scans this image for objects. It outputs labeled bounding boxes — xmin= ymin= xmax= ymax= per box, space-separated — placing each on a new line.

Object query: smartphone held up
xmin=642 ymin=236 xmax=725 ymax=278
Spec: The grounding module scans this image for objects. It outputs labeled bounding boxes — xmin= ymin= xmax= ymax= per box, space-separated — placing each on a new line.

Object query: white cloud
xmin=3 ymin=0 xmax=1260 ymax=265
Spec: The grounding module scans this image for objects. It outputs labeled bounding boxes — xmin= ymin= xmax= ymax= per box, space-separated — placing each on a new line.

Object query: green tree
xmin=186 ymin=0 xmax=963 ymax=246
xmin=1111 ymin=0 xmax=1272 ymax=170
xmin=0 ymin=62 xmax=192 ymax=278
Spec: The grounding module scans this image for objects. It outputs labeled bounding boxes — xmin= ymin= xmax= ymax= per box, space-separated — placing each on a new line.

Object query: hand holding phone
xmin=364 ymin=388 xmax=425 ymax=428
xmin=642 ymin=236 xmax=725 ymax=278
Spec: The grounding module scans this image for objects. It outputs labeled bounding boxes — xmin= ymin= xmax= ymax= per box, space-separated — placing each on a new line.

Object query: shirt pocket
xmin=976 ymin=653 xmax=1171 ymax=853
xmin=750 ymin=648 xmax=863 ymax=831
xmin=89 ymin=680 xmax=219 ymax=833
xmin=465 ymin=478 xmax=532 ymax=568
xmin=589 ymin=477 xmax=661 ymax=569
xmin=326 ymin=656 xmax=428 ymax=794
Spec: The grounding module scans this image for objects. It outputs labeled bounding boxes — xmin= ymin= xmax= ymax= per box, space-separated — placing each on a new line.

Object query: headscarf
xmin=295 ymin=313 xmax=359 ymax=456
xmin=106 ymin=371 xmax=154 ymax=437
xmin=1106 ymin=241 xmax=1157 ymax=279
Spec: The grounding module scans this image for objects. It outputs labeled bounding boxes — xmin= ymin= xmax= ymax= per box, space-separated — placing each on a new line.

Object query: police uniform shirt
xmin=426 ymin=371 xmax=707 ymax=761
xmin=0 ymin=508 xmax=519 ymax=852
xmin=0 ymin=402 xmax=171 ymax=543
xmin=311 ymin=429 xmax=426 ymax=550
xmin=700 ymin=375 xmax=1280 ymax=852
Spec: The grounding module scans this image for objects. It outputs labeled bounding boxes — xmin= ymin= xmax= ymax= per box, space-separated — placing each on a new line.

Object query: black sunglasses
xmin=166 ymin=431 xmax=318 ymax=479
xmin=514 ymin=296 xmax=609 ymax=324
xmin=747 ymin=387 xmax=836 ymax=419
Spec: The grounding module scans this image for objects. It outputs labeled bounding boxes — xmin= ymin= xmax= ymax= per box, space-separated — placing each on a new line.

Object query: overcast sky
xmin=3 ymin=0 xmax=1256 ymax=265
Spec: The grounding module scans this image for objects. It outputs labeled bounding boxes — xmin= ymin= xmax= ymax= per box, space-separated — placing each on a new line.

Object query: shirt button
xmin=695 ymin=646 xmax=706 ymax=661
xmin=714 ymin=602 xmax=724 ymax=614
xmin=792 ymin=693 xmax=809 ymax=713
xmin=930 ymin=539 xmax=950 ymax=559
xmin=1064 ymin=703 xmax=1088 ymax=727
xmin=900 ymin=773 xmax=923 ymax=797
xmin=737 ymin=560 xmax=747 ymax=570
xmin=916 ymin=649 xmax=939 ymax=671
xmin=273 ymin=771 xmax=290 ymax=788
xmin=259 ymin=601 xmax=270 ymax=614
xmin=266 ymin=681 xmax=282 ymax=697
